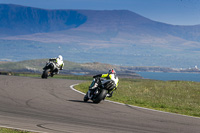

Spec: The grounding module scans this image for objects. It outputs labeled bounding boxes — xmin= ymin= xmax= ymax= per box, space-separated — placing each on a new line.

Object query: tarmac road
xmin=0 ymin=75 xmax=200 ymax=133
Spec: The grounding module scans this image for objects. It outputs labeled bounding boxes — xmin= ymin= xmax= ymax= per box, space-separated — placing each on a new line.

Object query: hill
xmin=1 ymin=4 xmax=200 ymax=68
xmin=0 ymin=59 xmax=142 ymax=78
xmin=1 ymin=59 xmax=199 ymax=79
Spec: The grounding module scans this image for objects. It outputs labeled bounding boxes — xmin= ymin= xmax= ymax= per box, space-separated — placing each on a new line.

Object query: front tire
xmin=93 ymin=89 xmax=107 ymax=104
xmin=83 ymin=92 xmax=89 ymax=102
xmin=41 ymin=69 xmax=50 ymax=79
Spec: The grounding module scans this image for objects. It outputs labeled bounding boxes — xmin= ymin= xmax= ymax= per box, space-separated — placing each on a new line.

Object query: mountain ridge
xmin=0 ymin=4 xmax=87 ymax=35
xmin=1 ymin=4 xmax=200 ymax=68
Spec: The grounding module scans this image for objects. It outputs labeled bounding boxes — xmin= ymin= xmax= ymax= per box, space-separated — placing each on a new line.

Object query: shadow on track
xmin=68 ymin=100 xmax=96 ymax=104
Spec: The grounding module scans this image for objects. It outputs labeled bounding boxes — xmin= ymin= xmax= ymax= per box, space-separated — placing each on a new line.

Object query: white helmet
xmin=58 ymin=55 xmax=63 ymax=61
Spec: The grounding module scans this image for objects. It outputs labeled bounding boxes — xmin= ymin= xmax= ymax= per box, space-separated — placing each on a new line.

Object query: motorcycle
xmin=41 ymin=59 xmax=57 ymax=79
xmin=84 ymin=77 xmax=116 ymax=103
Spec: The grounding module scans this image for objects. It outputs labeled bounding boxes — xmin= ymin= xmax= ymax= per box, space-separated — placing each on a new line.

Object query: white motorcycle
xmin=41 ymin=59 xmax=58 ymax=79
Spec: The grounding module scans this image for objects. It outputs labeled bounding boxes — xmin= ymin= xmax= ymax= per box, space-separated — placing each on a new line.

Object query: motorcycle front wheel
xmin=83 ymin=92 xmax=89 ymax=102
xmin=41 ymin=69 xmax=50 ymax=79
xmin=93 ymin=89 xmax=107 ymax=104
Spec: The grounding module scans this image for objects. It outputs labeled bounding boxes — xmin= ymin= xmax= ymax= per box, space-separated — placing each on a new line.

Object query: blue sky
xmin=0 ymin=0 xmax=200 ymax=25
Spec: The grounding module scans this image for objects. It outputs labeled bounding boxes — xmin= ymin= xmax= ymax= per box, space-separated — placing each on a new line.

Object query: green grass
xmin=75 ymin=78 xmax=200 ymax=117
xmin=0 ymin=127 xmax=33 ymax=133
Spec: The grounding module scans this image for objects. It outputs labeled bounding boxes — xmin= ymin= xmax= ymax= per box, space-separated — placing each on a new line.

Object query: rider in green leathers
xmin=93 ymin=69 xmax=119 ymax=97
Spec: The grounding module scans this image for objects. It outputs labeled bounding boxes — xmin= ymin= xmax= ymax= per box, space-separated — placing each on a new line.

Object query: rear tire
xmin=93 ymin=89 xmax=107 ymax=104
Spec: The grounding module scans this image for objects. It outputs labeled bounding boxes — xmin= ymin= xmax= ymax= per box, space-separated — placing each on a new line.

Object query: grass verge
xmin=75 ymin=78 xmax=200 ymax=117
xmin=0 ymin=127 xmax=34 ymax=133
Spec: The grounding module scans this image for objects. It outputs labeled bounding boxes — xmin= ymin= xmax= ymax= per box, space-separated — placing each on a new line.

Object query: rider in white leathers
xmin=55 ymin=55 xmax=64 ymax=72
xmin=50 ymin=55 xmax=64 ymax=76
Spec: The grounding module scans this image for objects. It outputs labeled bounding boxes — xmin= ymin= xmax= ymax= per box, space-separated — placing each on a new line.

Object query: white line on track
xmin=70 ymin=83 xmax=200 ymax=120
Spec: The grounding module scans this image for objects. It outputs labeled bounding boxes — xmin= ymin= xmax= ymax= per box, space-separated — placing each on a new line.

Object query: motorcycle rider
xmin=93 ymin=68 xmax=119 ymax=97
xmin=49 ymin=55 xmax=64 ymax=76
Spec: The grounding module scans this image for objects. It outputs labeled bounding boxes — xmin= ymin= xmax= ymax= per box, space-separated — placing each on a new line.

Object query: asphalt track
xmin=0 ymin=75 xmax=200 ymax=133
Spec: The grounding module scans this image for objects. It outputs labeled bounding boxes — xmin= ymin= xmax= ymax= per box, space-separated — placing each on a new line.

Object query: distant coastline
xmin=1 ymin=59 xmax=200 ymax=80
xmin=137 ymin=71 xmax=200 ymax=82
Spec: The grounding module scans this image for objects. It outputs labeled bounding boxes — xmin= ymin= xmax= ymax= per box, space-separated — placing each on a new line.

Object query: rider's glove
xmin=93 ymin=74 xmax=102 ymax=78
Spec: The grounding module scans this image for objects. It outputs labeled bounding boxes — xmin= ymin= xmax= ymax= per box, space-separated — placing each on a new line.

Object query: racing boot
xmin=106 ymin=91 xmax=113 ymax=98
xmin=50 ymin=73 xmax=54 ymax=77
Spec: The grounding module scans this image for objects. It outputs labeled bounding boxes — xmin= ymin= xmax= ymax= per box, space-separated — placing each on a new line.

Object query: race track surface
xmin=0 ymin=75 xmax=200 ymax=133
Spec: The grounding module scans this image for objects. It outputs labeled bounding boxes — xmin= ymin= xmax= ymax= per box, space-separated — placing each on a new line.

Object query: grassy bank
xmin=75 ymin=79 xmax=200 ymax=117
xmin=0 ymin=127 xmax=33 ymax=133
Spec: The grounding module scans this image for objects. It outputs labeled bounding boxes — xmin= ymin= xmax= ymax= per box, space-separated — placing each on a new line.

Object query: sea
xmin=137 ymin=72 xmax=200 ymax=82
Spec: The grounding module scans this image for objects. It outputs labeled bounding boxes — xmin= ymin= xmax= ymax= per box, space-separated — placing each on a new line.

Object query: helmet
xmin=58 ymin=55 xmax=63 ymax=61
xmin=108 ymin=69 xmax=116 ymax=74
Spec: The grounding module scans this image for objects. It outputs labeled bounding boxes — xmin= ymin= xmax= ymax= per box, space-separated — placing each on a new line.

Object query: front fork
xmin=88 ymin=88 xmax=99 ymax=99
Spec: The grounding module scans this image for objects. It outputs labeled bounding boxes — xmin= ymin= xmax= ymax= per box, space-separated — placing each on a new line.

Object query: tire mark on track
xmin=37 ymin=123 xmax=71 ymax=133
